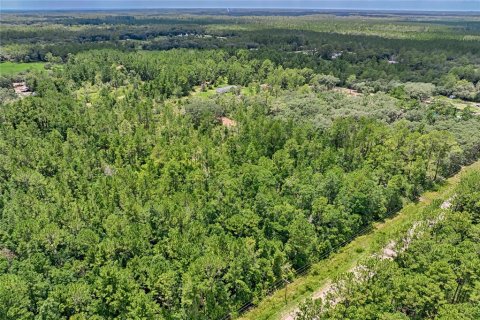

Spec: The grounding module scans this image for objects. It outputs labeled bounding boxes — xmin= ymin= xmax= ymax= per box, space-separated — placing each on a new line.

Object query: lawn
xmin=0 ymin=62 xmax=45 ymax=76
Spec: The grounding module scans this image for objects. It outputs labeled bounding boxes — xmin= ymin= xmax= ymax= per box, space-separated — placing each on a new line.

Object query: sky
xmin=1 ymin=0 xmax=479 ymax=12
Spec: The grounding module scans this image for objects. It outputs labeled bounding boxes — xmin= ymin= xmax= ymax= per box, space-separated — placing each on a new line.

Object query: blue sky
xmin=2 ymin=1 xmax=479 ymax=11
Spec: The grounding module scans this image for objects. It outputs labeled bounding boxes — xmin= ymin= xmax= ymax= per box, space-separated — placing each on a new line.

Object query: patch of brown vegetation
xmin=0 ymin=248 xmax=16 ymax=261
xmin=260 ymin=83 xmax=272 ymax=91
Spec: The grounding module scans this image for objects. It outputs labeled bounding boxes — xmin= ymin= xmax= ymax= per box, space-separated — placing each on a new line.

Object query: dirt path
xmin=281 ymin=280 xmax=329 ymax=320
xmin=281 ymin=278 xmax=338 ymax=320
xmin=240 ymin=161 xmax=480 ymax=320
xmin=280 ymin=190 xmax=463 ymax=320
xmin=280 ymin=222 xmax=421 ymax=320
xmin=238 ymin=161 xmax=480 ymax=320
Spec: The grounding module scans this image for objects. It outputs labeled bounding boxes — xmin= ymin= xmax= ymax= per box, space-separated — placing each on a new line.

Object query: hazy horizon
xmin=2 ymin=1 xmax=480 ymax=12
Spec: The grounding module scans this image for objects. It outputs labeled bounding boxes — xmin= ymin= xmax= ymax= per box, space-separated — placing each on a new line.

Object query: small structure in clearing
xmin=216 ymin=85 xmax=237 ymax=94
xmin=219 ymin=116 xmax=237 ymax=127
xmin=387 ymin=57 xmax=398 ymax=64
xmin=333 ymin=87 xmax=361 ymax=97
xmin=331 ymin=51 xmax=343 ymax=59
xmin=13 ymin=82 xmax=32 ymax=96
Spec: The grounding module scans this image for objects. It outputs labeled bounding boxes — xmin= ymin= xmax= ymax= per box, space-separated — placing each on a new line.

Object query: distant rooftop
xmin=216 ymin=85 xmax=237 ymax=94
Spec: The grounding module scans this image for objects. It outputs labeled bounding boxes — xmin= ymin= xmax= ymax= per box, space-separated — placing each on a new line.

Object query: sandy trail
xmin=281 ymin=275 xmax=347 ymax=319
xmin=281 ymin=280 xmax=333 ymax=320
xmin=281 ymin=196 xmax=454 ymax=320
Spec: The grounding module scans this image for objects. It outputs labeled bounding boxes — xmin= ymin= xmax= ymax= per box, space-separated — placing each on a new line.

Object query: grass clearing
xmin=0 ymin=62 xmax=45 ymax=76
xmin=434 ymin=95 xmax=480 ymax=115
xmin=238 ymin=160 xmax=480 ymax=320
xmin=192 ymin=86 xmax=218 ymax=98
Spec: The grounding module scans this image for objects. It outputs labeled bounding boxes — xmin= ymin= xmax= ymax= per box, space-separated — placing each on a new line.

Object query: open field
xmin=0 ymin=62 xmax=45 ymax=76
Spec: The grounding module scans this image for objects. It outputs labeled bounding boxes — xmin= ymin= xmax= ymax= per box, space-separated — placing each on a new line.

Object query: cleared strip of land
xmin=238 ymin=160 xmax=480 ymax=320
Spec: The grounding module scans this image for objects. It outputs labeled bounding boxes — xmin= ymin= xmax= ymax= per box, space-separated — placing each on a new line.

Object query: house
xmin=13 ymin=82 xmax=32 ymax=96
xmin=331 ymin=52 xmax=343 ymax=59
xmin=216 ymin=85 xmax=237 ymax=94
xmin=13 ymin=82 xmax=29 ymax=93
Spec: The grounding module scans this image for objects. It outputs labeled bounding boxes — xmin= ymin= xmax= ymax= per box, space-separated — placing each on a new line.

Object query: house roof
xmin=216 ymin=85 xmax=237 ymax=94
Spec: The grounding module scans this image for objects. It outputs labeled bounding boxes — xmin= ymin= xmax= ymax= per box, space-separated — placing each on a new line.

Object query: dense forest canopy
xmin=0 ymin=10 xmax=479 ymax=320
